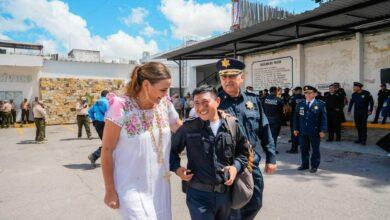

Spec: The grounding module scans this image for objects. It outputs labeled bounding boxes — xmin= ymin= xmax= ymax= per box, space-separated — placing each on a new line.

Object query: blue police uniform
xmin=262 ymin=93 xmax=284 ymax=153
xmin=287 ymin=92 xmax=305 ymax=153
xmin=216 ymin=57 xmax=276 ymax=219
xmin=218 ymin=90 xmax=276 ymax=220
xmin=348 ymin=83 xmax=374 ymax=145
xmin=382 ymin=98 xmax=390 ymax=121
xmin=293 ymin=87 xmax=327 ymax=172
xmin=170 ymin=112 xmax=250 ymax=220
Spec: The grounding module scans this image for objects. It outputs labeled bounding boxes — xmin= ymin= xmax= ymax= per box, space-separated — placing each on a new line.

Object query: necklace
xmin=147 ymin=108 xmax=164 ymax=164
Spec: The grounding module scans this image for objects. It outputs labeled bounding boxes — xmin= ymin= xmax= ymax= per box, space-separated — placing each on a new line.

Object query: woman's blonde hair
xmin=126 ymin=62 xmax=171 ymax=98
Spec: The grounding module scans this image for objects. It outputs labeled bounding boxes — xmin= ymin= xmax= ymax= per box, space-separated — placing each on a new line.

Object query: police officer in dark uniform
xmin=293 ymin=86 xmax=327 ymax=173
xmin=334 ymin=82 xmax=348 ymax=122
xmin=323 ymin=84 xmax=344 ymax=141
xmin=372 ymin=83 xmax=390 ymax=124
xmin=281 ymin=88 xmax=291 ymax=125
xmin=286 ymin=87 xmax=305 ymax=153
xmin=170 ymin=85 xmax=251 ymax=220
xmin=216 ymin=58 xmax=276 ymax=220
xmin=263 ymin=86 xmax=284 ymax=154
xmin=348 ymin=82 xmax=374 ymax=145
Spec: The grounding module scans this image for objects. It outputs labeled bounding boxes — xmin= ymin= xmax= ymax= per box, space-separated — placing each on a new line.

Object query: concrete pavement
xmin=0 ymin=125 xmax=389 ymax=220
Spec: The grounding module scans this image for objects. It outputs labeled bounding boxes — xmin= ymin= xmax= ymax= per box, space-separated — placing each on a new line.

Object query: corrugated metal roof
xmin=156 ymin=0 xmax=390 ymax=60
xmin=0 ymin=39 xmax=43 ymax=50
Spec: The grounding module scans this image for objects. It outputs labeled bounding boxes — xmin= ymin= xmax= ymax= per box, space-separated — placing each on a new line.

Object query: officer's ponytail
xmin=126 ymin=62 xmax=171 ymax=98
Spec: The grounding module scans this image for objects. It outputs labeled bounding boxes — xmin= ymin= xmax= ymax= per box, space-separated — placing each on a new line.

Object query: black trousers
xmin=269 ymin=122 xmax=282 ymax=150
xmin=373 ymin=103 xmax=386 ymax=123
xmin=354 ymin=111 xmax=368 ymax=143
xmin=21 ymin=109 xmax=29 ymax=123
xmin=11 ymin=110 xmax=16 ymax=124
xmin=327 ymin=111 xmax=341 ymax=141
xmin=91 ymin=121 xmax=105 ymax=160
xmin=290 ymin=114 xmax=299 ymax=152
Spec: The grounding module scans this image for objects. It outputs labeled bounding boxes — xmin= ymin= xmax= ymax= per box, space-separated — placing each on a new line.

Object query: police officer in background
xmin=334 ymin=82 xmax=348 ymax=122
xmin=372 ymin=83 xmax=390 ymax=124
xmin=171 ymin=85 xmax=251 ymax=220
xmin=286 ymin=87 xmax=305 ymax=154
xmin=281 ymin=88 xmax=291 ymax=125
xmin=324 ymin=84 xmax=344 ymax=142
xmin=217 ymin=58 xmax=276 ymax=220
xmin=293 ymin=86 xmax=327 ymax=173
xmin=348 ymin=82 xmax=374 ymax=145
xmin=263 ymin=86 xmax=284 ymax=154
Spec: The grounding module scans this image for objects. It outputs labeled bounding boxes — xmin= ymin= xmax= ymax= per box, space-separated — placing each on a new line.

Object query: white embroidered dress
xmin=105 ymin=94 xmax=179 ymax=220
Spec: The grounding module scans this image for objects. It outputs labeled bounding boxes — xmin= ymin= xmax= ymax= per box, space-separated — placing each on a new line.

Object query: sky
xmin=0 ymin=0 xmax=320 ymax=60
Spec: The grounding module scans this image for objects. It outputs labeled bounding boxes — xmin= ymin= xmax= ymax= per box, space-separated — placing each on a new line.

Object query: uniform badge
xmin=246 ymin=101 xmax=254 ymax=110
xmin=299 ymin=107 xmax=304 ymax=116
xmin=362 ymin=95 xmax=365 ymax=98
xmin=221 ymin=58 xmax=230 ymax=68
xmin=314 ymin=106 xmax=318 ymax=110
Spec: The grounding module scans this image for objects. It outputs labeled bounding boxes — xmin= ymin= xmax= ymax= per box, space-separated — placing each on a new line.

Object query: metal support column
xmin=179 ymin=59 xmax=182 ymax=98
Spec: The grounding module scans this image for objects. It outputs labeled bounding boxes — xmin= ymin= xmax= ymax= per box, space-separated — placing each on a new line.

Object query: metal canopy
xmin=0 ymin=39 xmax=43 ymax=51
xmin=156 ymin=0 xmax=390 ymax=60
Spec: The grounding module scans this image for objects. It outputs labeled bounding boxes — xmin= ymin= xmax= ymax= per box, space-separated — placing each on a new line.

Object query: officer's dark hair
xmin=269 ymin=86 xmax=277 ymax=93
xmin=192 ymin=84 xmax=217 ymax=99
xmin=101 ymin=90 xmax=109 ymax=97
xmin=126 ymin=62 xmax=171 ymax=98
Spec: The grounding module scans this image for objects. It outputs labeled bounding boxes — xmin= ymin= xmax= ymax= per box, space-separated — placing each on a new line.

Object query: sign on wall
xmin=0 ymin=73 xmax=32 ymax=83
xmin=251 ymin=57 xmax=293 ymax=90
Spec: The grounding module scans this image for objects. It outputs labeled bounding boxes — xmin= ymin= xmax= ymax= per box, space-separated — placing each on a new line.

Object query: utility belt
xmin=188 ymin=181 xmax=230 ymax=194
xmin=77 ymin=114 xmax=88 ymax=117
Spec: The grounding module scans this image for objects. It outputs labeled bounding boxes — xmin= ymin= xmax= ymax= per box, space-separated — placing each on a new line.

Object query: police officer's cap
xmin=353 ymin=82 xmax=363 ymax=87
xmin=303 ymin=85 xmax=317 ymax=93
xmin=216 ymin=58 xmax=245 ymax=76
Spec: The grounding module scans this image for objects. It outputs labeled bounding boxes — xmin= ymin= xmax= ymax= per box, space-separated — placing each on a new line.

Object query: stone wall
xmin=39 ymin=77 xmax=125 ymax=125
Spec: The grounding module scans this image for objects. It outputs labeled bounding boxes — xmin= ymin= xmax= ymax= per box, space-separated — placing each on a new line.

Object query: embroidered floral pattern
xmin=106 ymin=93 xmax=171 ymax=137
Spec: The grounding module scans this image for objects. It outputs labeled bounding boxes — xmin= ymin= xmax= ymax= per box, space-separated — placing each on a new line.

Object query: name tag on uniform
xmin=299 ymin=107 xmax=304 ymax=116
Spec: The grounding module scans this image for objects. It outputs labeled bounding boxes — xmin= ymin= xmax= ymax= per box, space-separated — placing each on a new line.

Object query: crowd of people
xmin=2 ymin=58 xmax=389 ymax=220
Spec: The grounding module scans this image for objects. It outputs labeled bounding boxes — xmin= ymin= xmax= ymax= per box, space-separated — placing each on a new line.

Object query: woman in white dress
xmin=101 ymin=62 xmax=181 ymax=220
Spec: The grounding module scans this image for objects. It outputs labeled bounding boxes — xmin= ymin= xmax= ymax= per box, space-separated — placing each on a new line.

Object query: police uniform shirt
xmin=289 ymin=93 xmax=305 ymax=113
xmin=218 ymin=90 xmax=276 ymax=164
xmin=348 ymin=90 xmax=374 ymax=113
xmin=293 ymin=99 xmax=327 ymax=136
xmin=378 ymin=89 xmax=390 ymax=105
xmin=324 ymin=92 xmax=344 ymax=112
xmin=170 ymin=114 xmax=250 ymax=185
xmin=263 ymin=94 xmax=284 ymax=124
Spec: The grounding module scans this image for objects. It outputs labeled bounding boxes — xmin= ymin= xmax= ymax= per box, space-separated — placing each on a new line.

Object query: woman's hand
xmin=104 ymin=188 xmax=120 ymax=209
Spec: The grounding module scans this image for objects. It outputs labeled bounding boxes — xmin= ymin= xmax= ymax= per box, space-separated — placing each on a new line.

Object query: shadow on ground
xmin=63 ymin=163 xmax=101 ymax=170
xmin=60 ymin=137 xmax=99 ymax=141
xmin=16 ymin=140 xmax=38 ymax=145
